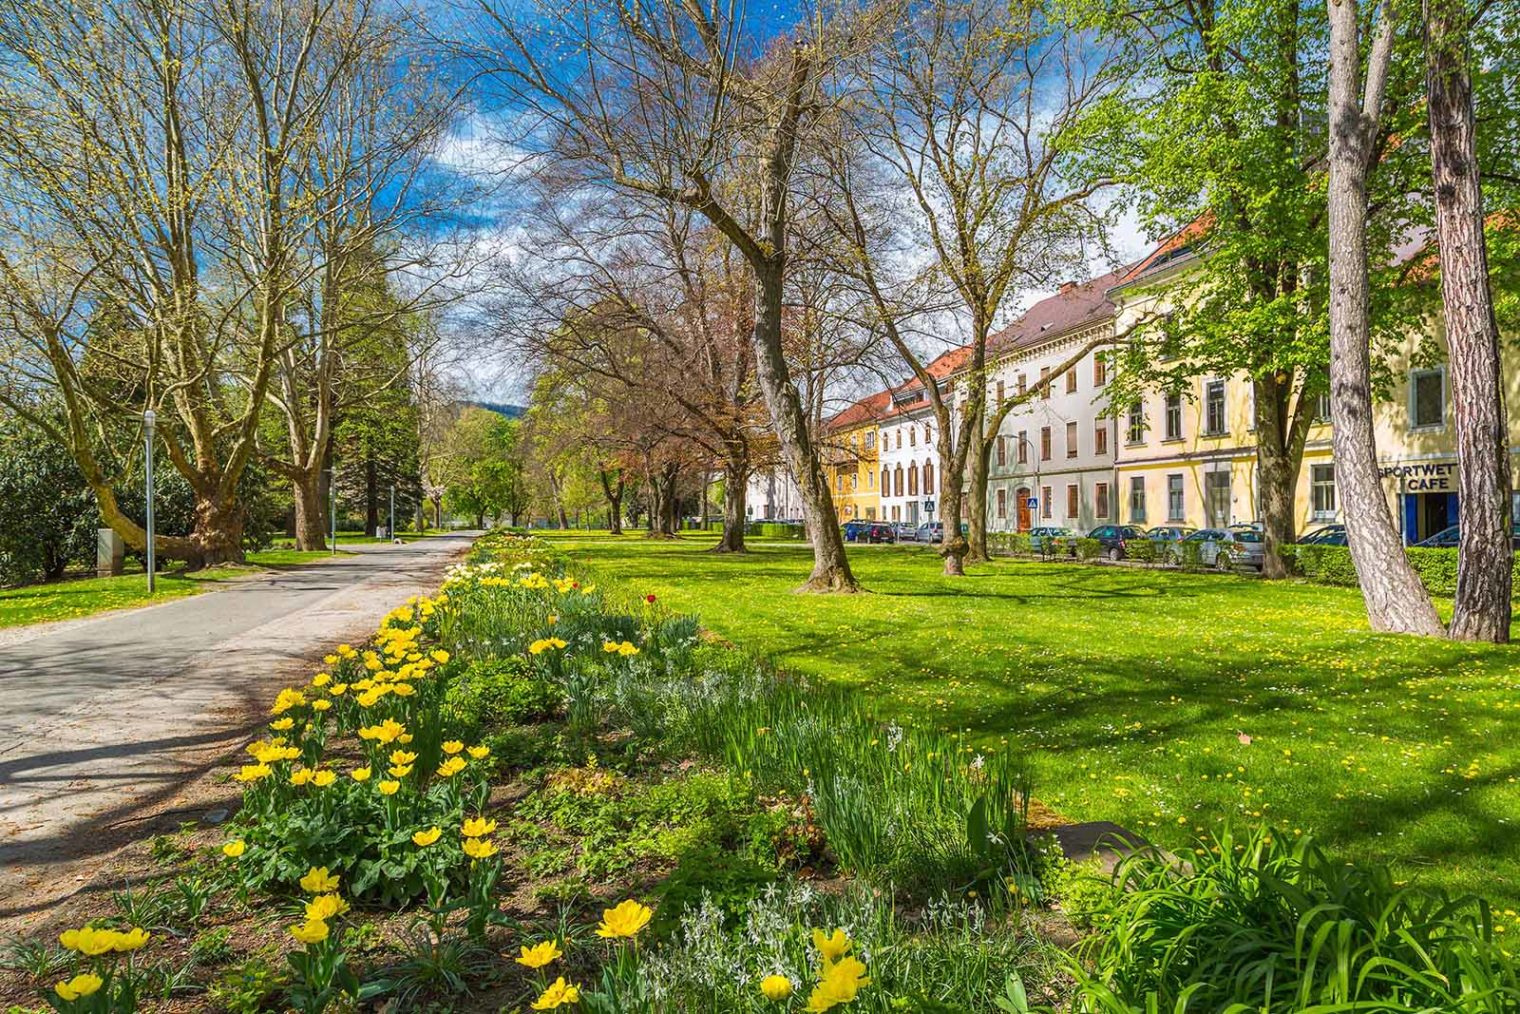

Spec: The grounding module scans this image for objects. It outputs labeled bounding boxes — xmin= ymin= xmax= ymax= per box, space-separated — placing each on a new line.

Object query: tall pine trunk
xmin=1427 ymin=0 xmax=1511 ymax=641
xmin=1326 ymin=0 xmax=1446 ymax=635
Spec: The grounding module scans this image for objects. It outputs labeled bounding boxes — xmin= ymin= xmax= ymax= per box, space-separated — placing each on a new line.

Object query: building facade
xmin=823 ymin=391 xmax=888 ymax=521
xmin=745 ymin=466 xmax=804 ymax=522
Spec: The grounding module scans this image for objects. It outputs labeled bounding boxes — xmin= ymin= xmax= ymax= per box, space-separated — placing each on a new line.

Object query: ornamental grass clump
xmin=1069 ymin=825 xmax=1520 ymax=1012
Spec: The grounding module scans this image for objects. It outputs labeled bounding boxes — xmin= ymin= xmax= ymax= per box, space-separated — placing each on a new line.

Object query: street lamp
xmin=143 ymin=409 xmax=156 ymax=593
xmin=389 ymin=484 xmax=395 ymax=541
xmin=327 ymin=467 xmax=337 ymax=555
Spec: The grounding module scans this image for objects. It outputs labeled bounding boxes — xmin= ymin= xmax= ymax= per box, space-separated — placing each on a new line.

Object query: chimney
xmin=1058 ymin=281 xmax=1076 ymax=294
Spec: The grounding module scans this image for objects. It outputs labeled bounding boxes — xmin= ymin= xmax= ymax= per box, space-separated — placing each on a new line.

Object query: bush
xmin=445 ymin=656 xmax=562 ymax=736
xmin=1284 ymin=543 xmax=1520 ymax=599
xmin=1174 ymin=539 xmax=1204 ymax=569
xmin=1124 ymin=539 xmax=1158 ymax=564
xmin=1075 ymin=537 xmax=1102 ymax=561
xmin=1068 ymin=826 xmax=1520 ymax=1011
xmin=747 ymin=522 xmax=804 ymax=540
xmin=989 ymin=532 xmax=1033 ymax=557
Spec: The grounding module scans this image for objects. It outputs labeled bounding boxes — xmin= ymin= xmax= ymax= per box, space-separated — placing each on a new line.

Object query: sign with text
xmin=1378 ymin=461 xmax=1456 ymax=493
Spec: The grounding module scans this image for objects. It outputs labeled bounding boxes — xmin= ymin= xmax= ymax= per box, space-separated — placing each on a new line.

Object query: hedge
xmin=1281 ymin=543 xmax=1520 ymax=598
xmin=746 ymin=522 xmax=805 ymax=540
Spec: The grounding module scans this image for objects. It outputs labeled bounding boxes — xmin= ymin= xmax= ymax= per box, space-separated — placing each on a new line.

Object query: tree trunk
xmin=968 ymin=404 xmax=991 ymax=563
xmin=712 ymin=453 xmax=749 ymax=553
xmin=1427 ymin=0 xmax=1512 ymax=642
xmin=600 ymin=469 xmax=625 ymax=535
xmin=749 ymin=260 xmax=858 ymax=591
xmin=292 ymin=469 xmax=329 ymax=552
xmin=1326 ymin=0 xmax=1446 ymax=635
xmin=938 ymin=438 xmax=968 ymax=577
xmin=1254 ymin=373 xmax=1310 ymax=579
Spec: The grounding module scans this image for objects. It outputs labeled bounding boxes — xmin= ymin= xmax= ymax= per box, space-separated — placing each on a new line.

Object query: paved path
xmin=0 ymin=534 xmax=475 ymax=929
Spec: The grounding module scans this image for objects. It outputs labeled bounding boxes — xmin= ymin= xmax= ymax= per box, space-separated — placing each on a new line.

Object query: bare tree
xmin=1326 ymin=0 xmax=1446 ymax=635
xmin=1425 ymin=0 xmax=1512 ymax=641
xmin=463 ymin=0 xmax=863 ymax=590
xmin=821 ymin=0 xmax=1119 ymax=575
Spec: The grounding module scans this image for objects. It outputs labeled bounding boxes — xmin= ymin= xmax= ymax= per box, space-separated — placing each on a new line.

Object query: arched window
xmin=908 ymin=464 xmax=919 ymax=496
xmin=894 ymin=465 xmax=904 ymax=497
xmin=923 ymin=461 xmax=935 ymax=494
xmin=880 ymin=467 xmax=890 ymax=492
xmin=909 ymin=427 xmax=917 ymax=447
xmin=925 ymin=425 xmax=933 ymax=444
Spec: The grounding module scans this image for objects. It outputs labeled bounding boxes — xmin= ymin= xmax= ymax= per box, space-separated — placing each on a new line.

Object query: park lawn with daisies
xmin=547 ymin=530 xmax=1520 ymax=905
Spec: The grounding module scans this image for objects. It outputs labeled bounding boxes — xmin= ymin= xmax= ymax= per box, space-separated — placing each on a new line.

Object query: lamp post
xmin=143 ymin=409 xmax=156 ymax=593
xmin=328 ymin=467 xmax=338 ymax=555
xmin=389 ymin=484 xmax=395 ymax=541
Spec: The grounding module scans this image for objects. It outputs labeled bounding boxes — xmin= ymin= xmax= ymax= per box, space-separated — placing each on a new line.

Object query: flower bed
xmin=13 ymin=530 xmax=1519 ymax=1012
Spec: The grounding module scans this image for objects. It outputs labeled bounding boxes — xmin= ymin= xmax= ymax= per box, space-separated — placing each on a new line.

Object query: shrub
xmin=988 ymin=532 xmax=1033 ymax=557
xmin=445 ymin=656 xmax=562 ymax=735
xmin=1174 ymin=539 xmax=1204 ymax=569
xmin=1124 ymin=539 xmax=1158 ymax=564
xmin=1284 ymin=543 xmax=1520 ymax=599
xmin=1068 ymin=826 xmax=1520 ymax=1011
xmin=1075 ymin=537 xmax=1102 ymax=561
xmin=748 ymin=522 xmax=804 ymax=540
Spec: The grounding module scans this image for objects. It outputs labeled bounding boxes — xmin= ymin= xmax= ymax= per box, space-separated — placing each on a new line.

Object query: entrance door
xmin=1016 ymin=487 xmax=1031 ymax=532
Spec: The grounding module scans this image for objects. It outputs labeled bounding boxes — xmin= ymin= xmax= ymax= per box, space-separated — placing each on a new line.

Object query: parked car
xmin=862 ymin=522 xmax=896 ymax=543
xmin=1168 ymin=528 xmax=1265 ymax=571
xmin=841 ymin=520 xmax=870 ymax=543
xmin=1027 ymin=526 xmax=1075 ymax=552
xmin=892 ymin=522 xmax=919 ymax=542
xmin=1414 ymin=523 xmax=1520 ymax=548
xmin=1086 ymin=524 xmax=1150 ymax=561
xmin=917 ymin=521 xmax=944 ymax=543
xmin=1228 ymin=521 xmax=1264 ymax=534
xmin=1145 ymin=525 xmax=1196 ymax=545
xmin=1298 ymin=523 xmax=1347 ymax=546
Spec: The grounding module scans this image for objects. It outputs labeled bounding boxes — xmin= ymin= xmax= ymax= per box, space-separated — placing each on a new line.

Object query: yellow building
xmin=1110 ymin=230 xmax=1519 ymax=542
xmin=824 ymin=392 xmax=889 ymax=521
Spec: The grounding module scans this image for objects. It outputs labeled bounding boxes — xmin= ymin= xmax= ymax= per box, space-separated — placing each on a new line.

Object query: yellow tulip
xmin=760 ymin=975 xmax=795 ymax=1001
xmin=437 ymin=756 xmax=467 ymax=778
xmin=811 ymin=928 xmax=852 ymax=963
xmin=595 ymin=899 xmax=652 ymax=938
xmin=233 ymin=764 xmax=272 ymax=783
xmin=312 ymin=672 xmax=331 ymax=687
xmin=304 ymin=893 xmax=350 ymax=921
xmin=289 ymin=919 xmax=329 ymax=945
xmin=388 ymin=750 xmax=417 ymax=765
xmin=312 ymin=699 xmax=332 ymax=712
xmin=461 ymin=816 xmax=497 ymax=838
xmin=222 ymin=840 xmax=246 ymax=858
xmin=442 ymin=740 xmax=464 ymax=755
xmin=299 ymin=867 xmax=340 ymax=894
xmin=270 ymin=717 xmax=295 ymax=732
xmin=388 ymin=764 xmax=413 ymax=778
xmin=59 ymin=927 xmax=118 ymax=956
xmin=515 ymin=939 xmax=562 ymax=969
xmin=54 ymin=973 xmax=104 ymax=1001
xmin=463 ymin=837 xmax=498 ymax=859
xmin=311 ymin=770 xmax=337 ymax=788
xmin=351 ymin=767 xmax=372 ymax=782
xmin=467 ymin=745 xmax=490 ymax=760
xmin=378 ymin=780 xmax=401 ymax=796
xmin=530 ymin=977 xmax=581 ymax=1010
xmin=412 ymin=827 xmax=443 ymax=847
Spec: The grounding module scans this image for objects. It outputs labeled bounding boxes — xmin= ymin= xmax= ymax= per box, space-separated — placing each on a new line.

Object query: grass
xmin=0 ymin=548 xmax=354 ymax=629
xmin=545 ymin=530 xmax=1520 ymax=904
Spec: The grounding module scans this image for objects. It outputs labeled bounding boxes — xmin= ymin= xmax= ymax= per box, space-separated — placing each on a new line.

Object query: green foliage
xmin=1069 ymin=826 xmax=1520 ymax=1011
xmin=206 ymin=956 xmax=285 ymax=1014
xmin=1124 ymin=539 xmax=1158 ymax=564
xmin=189 ymin=927 xmax=235 ymax=965
xmin=988 ymin=532 xmax=1034 ymax=556
xmin=1075 ymin=537 xmax=1102 ymax=561
xmin=442 ymin=408 xmax=531 ymax=525
xmin=445 ymin=656 xmax=563 ymax=736
xmin=748 ymin=522 xmax=805 ymax=540
xmin=0 ymin=417 xmax=97 ymax=585
xmin=1283 ymin=544 xmax=1520 ymax=599
xmin=651 ymin=844 xmax=780 ymax=937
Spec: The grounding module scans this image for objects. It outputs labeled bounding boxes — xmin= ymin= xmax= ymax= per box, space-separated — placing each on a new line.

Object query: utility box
xmin=97 ymin=528 xmax=125 ymax=577
xmin=375 ymin=526 xmax=388 ymax=540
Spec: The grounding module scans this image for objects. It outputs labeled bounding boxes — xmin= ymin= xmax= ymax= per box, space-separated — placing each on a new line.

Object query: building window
xmin=1040 ymin=367 xmax=1051 ymax=399
xmin=1040 ymin=426 xmax=1052 ymax=460
xmin=1316 ymin=391 xmax=1331 ymax=423
xmin=908 ymin=464 xmax=918 ymax=496
xmin=836 ymin=473 xmax=844 ymax=492
xmin=865 ymin=430 xmax=876 ymax=448
xmin=1165 ymin=392 xmax=1182 ymax=441
xmin=1094 ymin=352 xmax=1107 ymax=386
xmin=1066 ymin=421 xmax=1078 ymax=458
xmin=894 ymin=466 xmax=904 ymax=496
xmin=1204 ymin=470 xmax=1231 ymax=527
xmin=1411 ymin=368 xmax=1445 ymax=429
xmin=924 ymin=425 xmax=932 ymax=444
xmin=1204 ymin=379 xmax=1226 ymax=436
xmin=1167 ymin=473 xmax=1185 ymax=521
xmin=865 ymin=507 xmax=875 ymax=519
xmin=1129 ymin=476 xmax=1146 ymax=522
xmin=996 ymin=380 xmax=1005 ymax=406
xmin=1066 ymin=370 xmax=1077 ymax=394
xmin=996 ymin=488 xmax=1008 ymax=519
xmin=1126 ymin=401 xmax=1144 ymax=444
xmin=867 ymin=470 xmax=874 ymax=490
xmin=923 ymin=461 xmax=934 ymax=494
xmin=1041 ymin=485 xmax=1053 ymax=519
xmin=850 ymin=473 xmax=858 ymax=491
xmin=1095 ymin=482 xmax=1110 ymax=519
xmin=1311 ymin=464 xmax=1336 ymax=519
xmin=996 ymin=435 xmax=1007 ymax=467
xmin=1018 ymin=430 xmax=1029 ymax=464
xmin=1094 ymin=423 xmax=1108 ymax=456
xmin=909 ymin=427 xmax=916 ymax=447
xmin=1017 ymin=374 xmax=1027 ymax=397
xmin=1066 ymin=483 xmax=1080 ymax=519
xmin=880 ymin=467 xmax=889 ymax=492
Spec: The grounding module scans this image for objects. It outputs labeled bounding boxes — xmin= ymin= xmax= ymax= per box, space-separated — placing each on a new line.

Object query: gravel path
xmin=0 ymin=534 xmax=475 ymax=932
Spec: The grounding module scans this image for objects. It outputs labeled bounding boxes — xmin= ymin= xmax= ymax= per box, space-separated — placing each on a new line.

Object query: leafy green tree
xmin=0 ymin=416 xmax=97 ymax=584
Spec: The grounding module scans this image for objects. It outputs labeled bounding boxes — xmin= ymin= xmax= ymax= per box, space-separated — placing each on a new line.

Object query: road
xmin=0 ymin=533 xmax=474 ymax=929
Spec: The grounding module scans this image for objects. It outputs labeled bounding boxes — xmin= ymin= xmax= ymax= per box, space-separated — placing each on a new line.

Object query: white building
xmin=876 ymin=348 xmax=965 ymax=526
xmin=745 ymin=465 xmax=804 ymax=521
xmin=979 ymin=268 xmax=1129 ymax=533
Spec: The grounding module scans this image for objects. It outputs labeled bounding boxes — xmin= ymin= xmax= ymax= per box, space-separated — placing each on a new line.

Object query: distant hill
xmin=470 ymin=401 xmax=525 ymax=419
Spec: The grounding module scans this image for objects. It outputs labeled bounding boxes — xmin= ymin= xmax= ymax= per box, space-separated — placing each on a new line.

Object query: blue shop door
xmin=1403 ymin=493 xmax=1417 ymax=545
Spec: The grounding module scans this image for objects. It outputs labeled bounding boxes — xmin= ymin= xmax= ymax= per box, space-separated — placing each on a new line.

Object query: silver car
xmin=1170 ymin=528 xmax=1265 ymax=571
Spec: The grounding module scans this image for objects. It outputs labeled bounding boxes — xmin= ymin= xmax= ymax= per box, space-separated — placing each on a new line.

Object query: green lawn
xmin=0 ymin=548 xmax=351 ymax=629
xmin=549 ymin=531 xmax=1520 ymax=903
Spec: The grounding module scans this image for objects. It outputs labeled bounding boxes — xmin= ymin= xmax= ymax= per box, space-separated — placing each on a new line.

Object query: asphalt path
xmin=0 ymin=533 xmax=475 ymax=927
